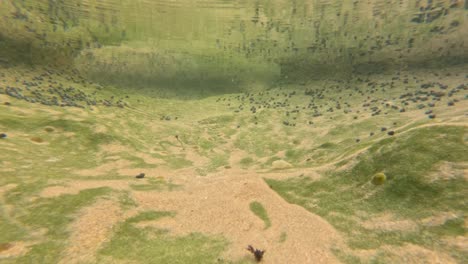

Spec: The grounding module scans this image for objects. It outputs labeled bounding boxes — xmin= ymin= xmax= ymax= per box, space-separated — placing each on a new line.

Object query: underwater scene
xmin=0 ymin=0 xmax=467 ymax=263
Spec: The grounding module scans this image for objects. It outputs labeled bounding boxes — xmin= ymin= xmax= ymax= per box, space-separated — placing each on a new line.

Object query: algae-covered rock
xmin=371 ymin=172 xmax=387 ymax=185
xmin=272 ymin=160 xmax=293 ymax=170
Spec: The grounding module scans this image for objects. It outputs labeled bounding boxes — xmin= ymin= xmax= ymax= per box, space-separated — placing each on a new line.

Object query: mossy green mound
xmin=371 ymin=172 xmax=387 ymax=186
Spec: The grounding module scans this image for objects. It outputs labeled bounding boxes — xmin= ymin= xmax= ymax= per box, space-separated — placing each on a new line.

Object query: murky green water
xmin=0 ymin=0 xmax=466 ymax=96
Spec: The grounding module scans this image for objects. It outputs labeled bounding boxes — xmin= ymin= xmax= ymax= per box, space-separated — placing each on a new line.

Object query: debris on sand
xmin=246 ymin=245 xmax=265 ymax=262
xmin=135 ymin=173 xmax=145 ymax=179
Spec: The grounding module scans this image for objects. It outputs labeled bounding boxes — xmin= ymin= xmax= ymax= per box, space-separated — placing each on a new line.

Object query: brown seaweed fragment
xmin=246 ymin=245 xmax=265 ymax=262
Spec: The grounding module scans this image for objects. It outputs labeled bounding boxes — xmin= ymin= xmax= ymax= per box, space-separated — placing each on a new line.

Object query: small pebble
xmin=135 ymin=173 xmax=145 ymax=179
xmin=428 ymin=114 xmax=436 ymax=119
xmin=387 ymin=131 xmax=395 ymax=136
xmin=0 ymin=133 xmax=7 ymax=138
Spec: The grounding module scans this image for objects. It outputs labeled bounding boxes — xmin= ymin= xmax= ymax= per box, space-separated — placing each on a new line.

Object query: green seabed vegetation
xmin=0 ymin=0 xmax=467 ymax=263
xmin=249 ymin=201 xmax=271 ymax=230
xmin=97 ymin=211 xmax=229 ymax=264
xmin=1 ymin=64 xmax=466 ymax=263
xmin=267 ymin=126 xmax=468 ymax=262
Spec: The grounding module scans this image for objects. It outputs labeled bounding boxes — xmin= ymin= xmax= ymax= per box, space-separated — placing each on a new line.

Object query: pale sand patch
xmin=94 ymin=124 xmax=108 ymax=133
xmin=184 ymin=148 xmax=210 ymax=167
xmin=349 ymin=248 xmax=377 ymax=262
xmin=0 ymin=183 xmax=17 ymax=197
xmin=334 ymin=156 xmax=360 ymax=172
xmin=161 ymin=142 xmax=185 ymax=154
xmin=93 ymin=255 xmax=140 ymax=264
xmin=0 ymin=161 xmax=15 ymax=172
xmin=361 ymin=213 xmax=419 ymax=232
xmin=133 ymin=152 xmax=164 ymax=165
xmin=40 ymin=180 xmax=131 ymax=198
xmin=255 ymin=165 xmax=323 ymax=181
xmin=0 ymin=241 xmax=33 ymax=258
xmin=271 ymin=160 xmax=293 ymax=170
xmin=59 ymin=199 xmax=122 ymax=264
xmin=65 ymin=107 xmax=89 ymax=117
xmin=76 ymin=160 xmax=133 ymax=176
xmin=0 ymin=94 xmax=11 ymax=102
xmin=63 ymin=132 xmax=76 ymax=138
xmin=4 ymin=105 xmax=38 ymax=116
xmin=426 ymin=161 xmax=468 ymax=182
xmin=99 ymin=144 xmax=164 ymax=165
xmin=0 ymin=185 xmax=24 ymax=221
xmin=0 ymin=135 xmax=18 ymax=147
xmin=131 ymin=171 xmax=343 ymax=263
xmin=380 ymin=243 xmax=458 ymax=264
xmin=442 ymin=236 xmax=468 ymax=252
xmin=275 ymin=150 xmax=287 ymax=159
xmin=100 ymin=143 xmax=129 ymax=154
xmin=61 ymin=115 xmax=86 ymax=122
xmin=98 ymin=113 xmax=117 ymax=119
xmin=0 ymin=184 xmax=40 ymax=258
xmin=46 ymin=156 xmax=62 ymax=163
xmin=420 ymin=212 xmax=460 ymax=227
xmin=401 ymin=122 xmax=468 ymax=135
xmin=36 ymin=107 xmax=63 ymax=116
xmin=275 ymin=170 xmax=322 ymax=182
xmin=228 ymin=148 xmax=255 ymax=168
